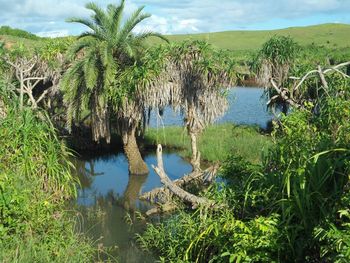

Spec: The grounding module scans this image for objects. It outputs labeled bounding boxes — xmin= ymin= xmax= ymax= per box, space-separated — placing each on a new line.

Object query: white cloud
xmin=134 ymin=15 xmax=200 ymax=34
xmin=36 ymin=29 xmax=70 ymax=38
xmin=0 ymin=0 xmax=349 ymax=35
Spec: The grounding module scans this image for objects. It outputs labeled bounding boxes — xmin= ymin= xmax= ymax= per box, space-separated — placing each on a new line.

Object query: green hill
xmin=150 ymin=23 xmax=350 ymax=51
xmin=1 ymin=23 xmax=349 ymax=53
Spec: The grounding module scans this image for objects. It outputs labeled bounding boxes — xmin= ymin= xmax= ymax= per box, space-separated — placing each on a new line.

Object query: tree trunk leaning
xmin=140 ymin=164 xmax=219 ymax=204
xmin=122 ymin=127 xmax=149 ymax=175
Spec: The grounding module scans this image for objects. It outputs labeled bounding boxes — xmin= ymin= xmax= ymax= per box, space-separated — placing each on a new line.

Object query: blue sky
xmin=0 ymin=0 xmax=349 ymax=37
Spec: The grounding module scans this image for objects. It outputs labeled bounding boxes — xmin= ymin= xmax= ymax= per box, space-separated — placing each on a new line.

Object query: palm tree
xmin=61 ymin=1 xmax=167 ymax=175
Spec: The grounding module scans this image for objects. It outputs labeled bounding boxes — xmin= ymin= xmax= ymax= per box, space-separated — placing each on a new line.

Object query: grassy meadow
xmin=1 ymin=23 xmax=350 ymax=55
xmin=149 ymin=23 xmax=350 ymax=51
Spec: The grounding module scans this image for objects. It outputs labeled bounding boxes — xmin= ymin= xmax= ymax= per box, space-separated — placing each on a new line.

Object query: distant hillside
xmin=0 ymin=26 xmax=40 ymax=40
xmin=150 ymin=23 xmax=350 ymax=51
xmin=0 ymin=23 xmax=349 ymax=53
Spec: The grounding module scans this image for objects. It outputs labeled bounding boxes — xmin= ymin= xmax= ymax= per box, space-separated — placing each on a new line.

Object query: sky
xmin=0 ymin=0 xmax=349 ymax=37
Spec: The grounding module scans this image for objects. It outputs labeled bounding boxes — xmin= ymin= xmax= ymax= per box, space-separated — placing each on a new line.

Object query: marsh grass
xmin=144 ymin=123 xmax=271 ymax=164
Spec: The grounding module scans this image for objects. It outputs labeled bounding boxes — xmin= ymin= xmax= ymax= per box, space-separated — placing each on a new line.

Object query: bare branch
xmin=270 ymin=79 xmax=302 ymax=109
xmin=152 ymin=144 xmax=214 ymax=209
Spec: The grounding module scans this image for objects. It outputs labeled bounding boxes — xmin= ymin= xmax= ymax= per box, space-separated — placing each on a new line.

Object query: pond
xmin=73 ymin=151 xmax=192 ymax=262
xmin=72 ymin=86 xmax=273 ymax=261
xmin=148 ymin=86 xmax=274 ymax=130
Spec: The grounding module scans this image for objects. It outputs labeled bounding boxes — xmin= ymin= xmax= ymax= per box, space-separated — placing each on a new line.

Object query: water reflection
xmin=123 ymin=174 xmax=148 ymax=212
xmin=72 ymin=151 xmax=192 ymax=261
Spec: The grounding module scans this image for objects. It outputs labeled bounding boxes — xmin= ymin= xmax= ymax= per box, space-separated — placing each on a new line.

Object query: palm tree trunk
xmin=122 ymin=127 xmax=149 ymax=175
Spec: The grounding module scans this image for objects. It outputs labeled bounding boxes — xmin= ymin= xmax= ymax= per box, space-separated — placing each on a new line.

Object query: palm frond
xmin=108 ymin=0 xmax=125 ymax=35
xmin=135 ymin=31 xmax=169 ymax=43
xmin=66 ymin=17 xmax=98 ymax=32
xmin=85 ymin=2 xmax=108 ymax=30
xmin=117 ymin=7 xmax=150 ymax=44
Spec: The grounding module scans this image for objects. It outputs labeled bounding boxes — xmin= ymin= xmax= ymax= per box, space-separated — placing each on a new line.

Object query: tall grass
xmin=0 ymin=83 xmax=95 ymax=261
xmin=144 ymin=124 xmax=271 ymax=164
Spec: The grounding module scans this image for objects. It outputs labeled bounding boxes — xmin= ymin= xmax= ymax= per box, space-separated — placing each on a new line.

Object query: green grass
xmin=149 ymin=23 xmax=350 ymax=51
xmin=1 ymin=23 xmax=349 ymax=56
xmin=144 ymin=123 xmax=271 ymax=164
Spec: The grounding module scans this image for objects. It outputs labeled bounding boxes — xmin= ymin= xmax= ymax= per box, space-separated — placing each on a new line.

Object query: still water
xmin=148 ymin=86 xmax=273 ymax=129
xmin=73 ymin=87 xmax=272 ymax=261
xmin=73 ymin=151 xmax=192 ymax=262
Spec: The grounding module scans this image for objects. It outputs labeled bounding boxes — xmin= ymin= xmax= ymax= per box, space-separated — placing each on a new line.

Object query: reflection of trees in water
xmin=123 ymin=173 xmax=148 ymax=212
xmin=71 ymin=158 xmax=104 ymax=188
xmin=82 ymin=189 xmax=154 ymax=263
xmin=71 ymin=152 xmax=155 ymax=260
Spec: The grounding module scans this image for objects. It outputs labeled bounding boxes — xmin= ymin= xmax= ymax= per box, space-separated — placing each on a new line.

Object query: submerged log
xmin=150 ymin=144 xmax=215 ymax=209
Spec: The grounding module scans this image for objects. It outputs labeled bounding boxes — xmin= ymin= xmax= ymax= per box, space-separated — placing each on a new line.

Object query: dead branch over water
xmin=143 ymin=144 xmax=219 ymax=215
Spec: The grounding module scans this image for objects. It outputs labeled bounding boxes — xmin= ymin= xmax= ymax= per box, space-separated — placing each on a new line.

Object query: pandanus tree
xmin=61 ymin=1 xmax=167 ymax=175
xmin=131 ymin=41 xmax=236 ymax=172
xmin=251 ymin=36 xmax=299 ymax=113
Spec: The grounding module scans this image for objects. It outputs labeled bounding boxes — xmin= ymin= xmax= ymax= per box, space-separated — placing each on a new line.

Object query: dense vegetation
xmin=0 ymin=83 xmax=95 ymax=261
xmin=1 ymin=1 xmax=350 ymax=261
xmin=138 ymin=44 xmax=350 ymax=262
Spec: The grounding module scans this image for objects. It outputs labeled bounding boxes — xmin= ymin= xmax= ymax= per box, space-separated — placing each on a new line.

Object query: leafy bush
xmin=139 ymin=201 xmax=279 ymax=263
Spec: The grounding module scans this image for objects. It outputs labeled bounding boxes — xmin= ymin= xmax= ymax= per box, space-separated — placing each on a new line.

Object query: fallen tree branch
xmin=140 ymin=162 xmax=219 ymax=203
xmin=151 ymin=144 xmax=214 ymax=209
xmin=270 ymin=79 xmax=303 ymax=109
xmin=290 ymin=61 xmax=350 ymax=92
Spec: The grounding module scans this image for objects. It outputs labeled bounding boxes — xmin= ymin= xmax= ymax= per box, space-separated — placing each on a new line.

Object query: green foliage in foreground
xmin=0 ymin=87 xmax=94 ymax=261
xmin=144 ymin=124 xmax=271 ymax=164
xmin=139 ymin=76 xmax=350 ymax=262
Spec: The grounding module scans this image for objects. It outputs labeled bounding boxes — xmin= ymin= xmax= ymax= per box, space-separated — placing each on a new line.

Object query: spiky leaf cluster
xmin=61 ymin=0 xmax=165 ymax=142
xmin=251 ymin=35 xmax=299 ymax=88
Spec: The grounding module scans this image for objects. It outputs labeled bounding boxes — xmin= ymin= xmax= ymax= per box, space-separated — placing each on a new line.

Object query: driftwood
xmin=145 ymin=202 xmax=178 ymax=217
xmin=149 ymin=144 xmax=215 ymax=209
xmin=140 ymin=161 xmax=219 ymax=204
